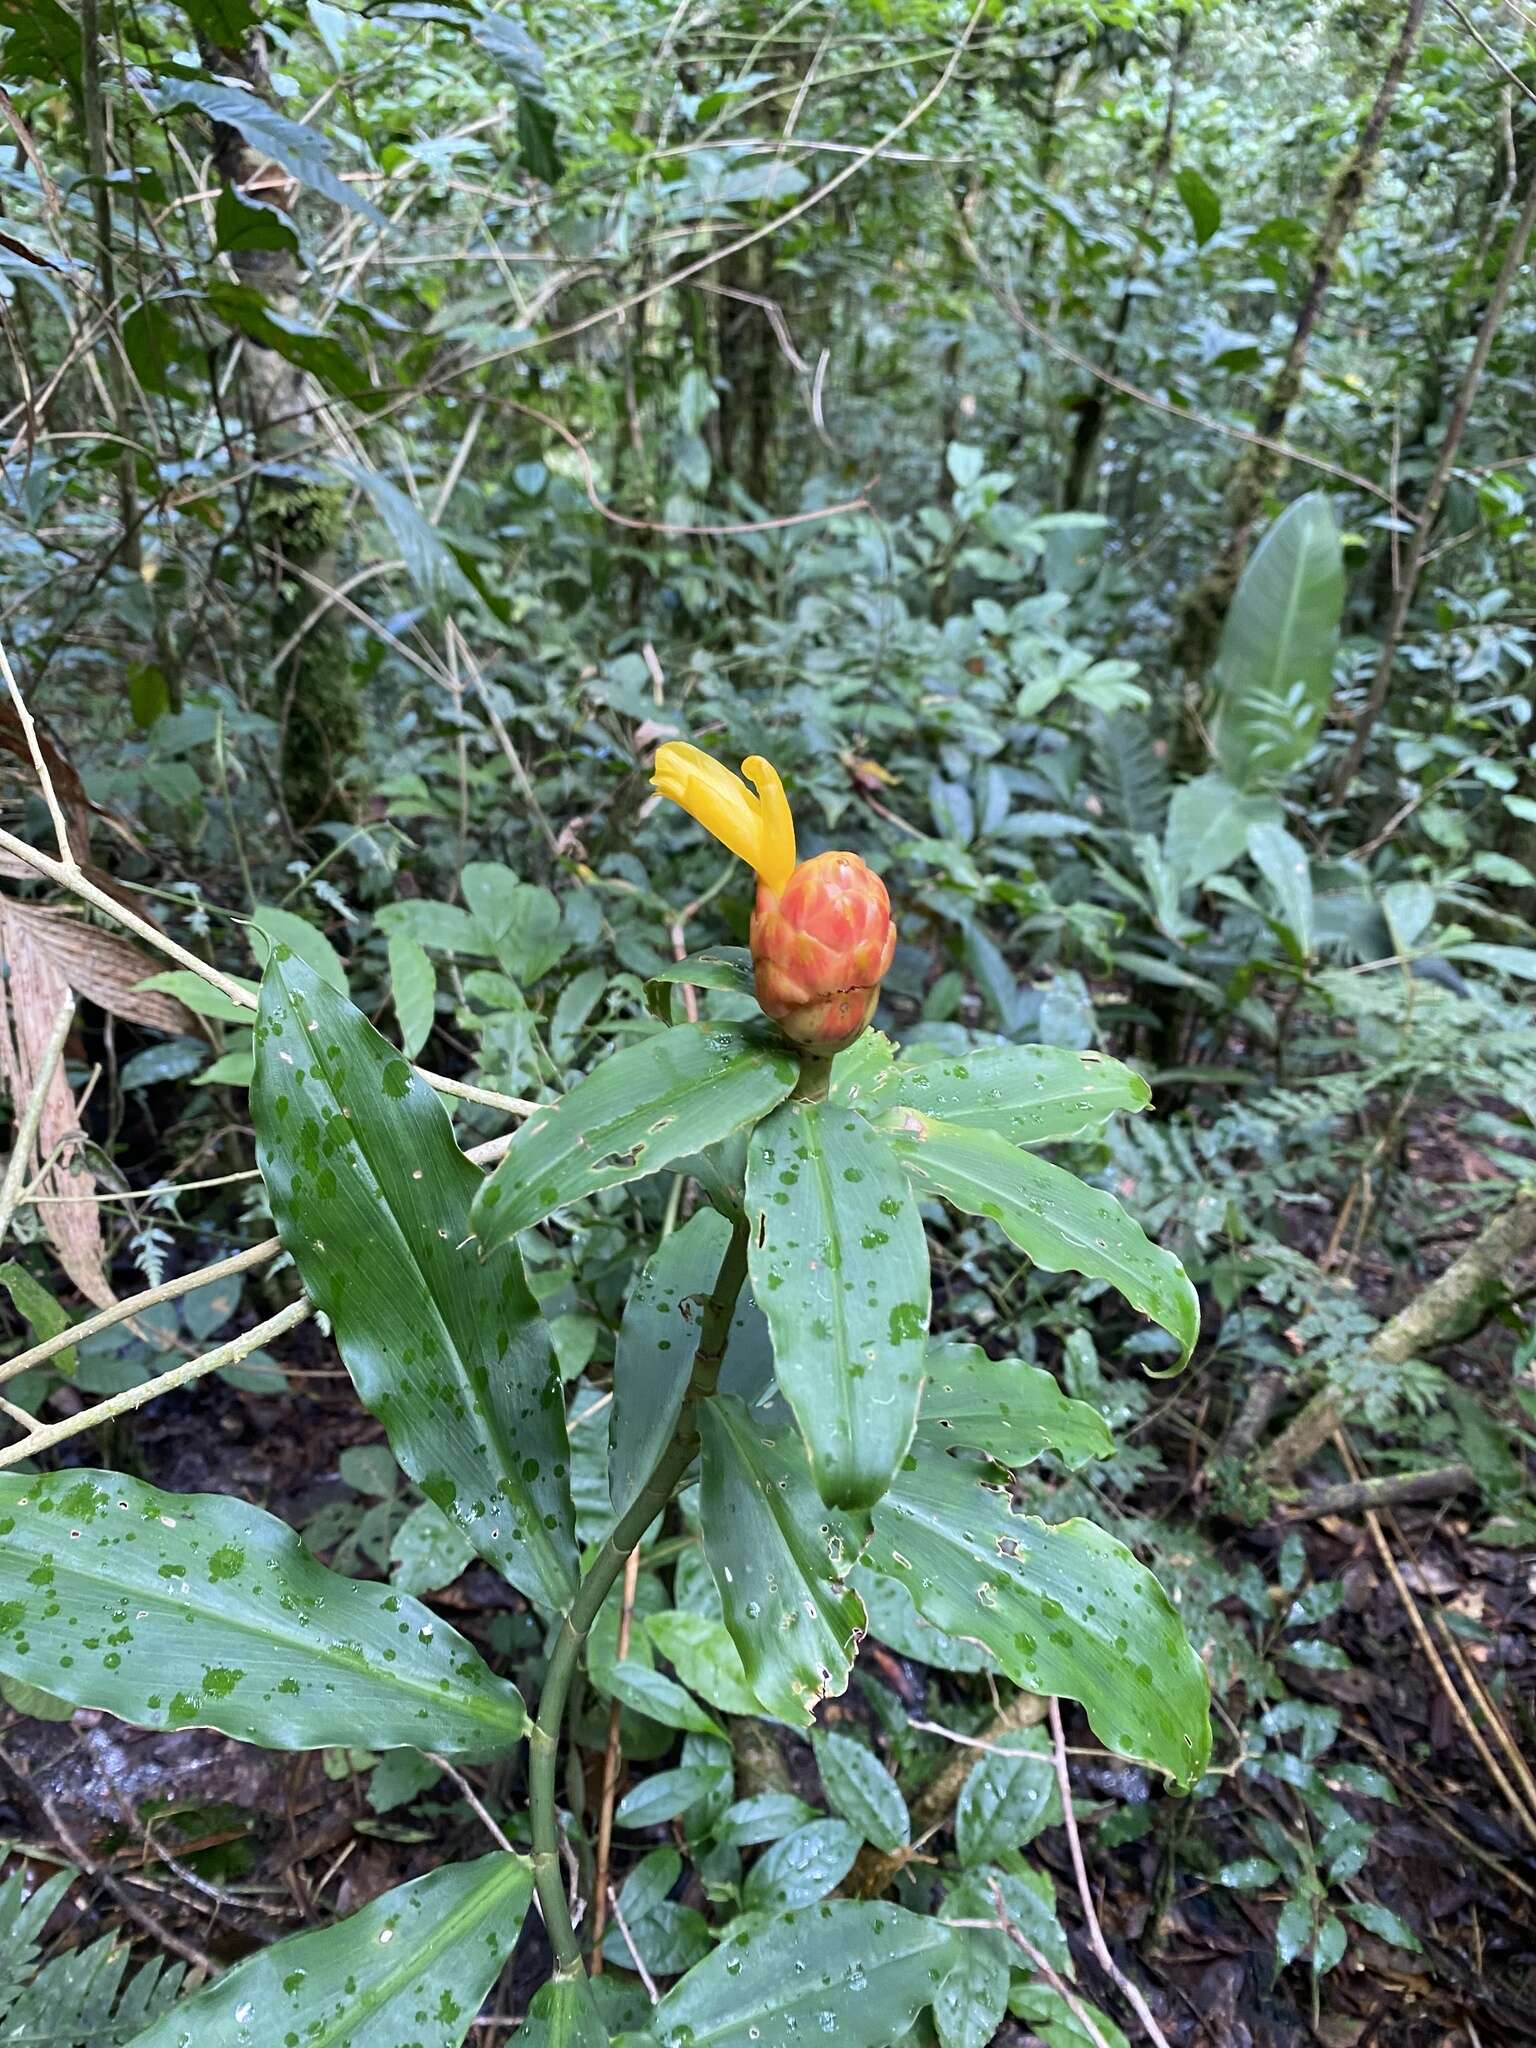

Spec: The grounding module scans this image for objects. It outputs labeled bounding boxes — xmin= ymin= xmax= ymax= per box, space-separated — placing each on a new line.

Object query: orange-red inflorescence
xmin=749 ymin=850 xmax=897 ymax=1055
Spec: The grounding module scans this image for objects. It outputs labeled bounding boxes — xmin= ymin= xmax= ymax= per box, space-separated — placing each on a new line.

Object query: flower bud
xmin=750 ymin=850 xmax=897 ymax=1055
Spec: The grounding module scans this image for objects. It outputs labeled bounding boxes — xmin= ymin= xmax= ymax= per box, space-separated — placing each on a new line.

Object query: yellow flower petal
xmin=652 ymin=742 xmax=797 ymax=894
xmin=741 ymin=755 xmax=796 ymax=895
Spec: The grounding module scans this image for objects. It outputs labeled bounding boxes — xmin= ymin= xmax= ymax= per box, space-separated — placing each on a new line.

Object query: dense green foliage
xmin=0 ymin=0 xmax=1534 ymax=2040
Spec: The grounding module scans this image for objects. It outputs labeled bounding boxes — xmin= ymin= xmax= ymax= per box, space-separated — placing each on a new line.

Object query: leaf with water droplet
xmin=253 ymin=951 xmax=577 ymax=1608
xmin=746 ymin=1101 xmax=929 ymax=1510
xmin=126 ymin=1852 xmax=529 ymax=2048
xmin=883 ymin=1114 xmax=1198 ymax=1369
xmin=864 ymin=1445 xmax=1210 ymax=1788
xmin=0 ymin=1470 xmax=525 ymax=1760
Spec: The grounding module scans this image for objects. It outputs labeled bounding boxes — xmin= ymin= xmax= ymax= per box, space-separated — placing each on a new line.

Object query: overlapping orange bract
xmin=652 ymin=743 xmax=896 ymax=1055
xmin=751 ymin=850 xmax=896 ymax=1054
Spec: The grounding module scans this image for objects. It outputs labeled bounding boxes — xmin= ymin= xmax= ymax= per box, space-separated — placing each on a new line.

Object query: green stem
xmin=528 ymin=1213 xmax=749 ymax=1978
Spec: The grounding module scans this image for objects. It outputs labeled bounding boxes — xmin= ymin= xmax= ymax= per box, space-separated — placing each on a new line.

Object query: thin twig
xmin=589 ymin=1546 xmax=643 ymax=1972
xmin=429 ymin=1756 xmax=516 ymax=1855
xmin=0 ymin=638 xmax=76 ymax=867
xmin=606 ymin=1882 xmax=660 ymax=2003
xmin=0 ymin=1299 xmax=310 ymax=1469
xmin=1340 ymin=1432 xmax=1536 ymax=1843
xmin=1049 ymin=1697 xmax=1173 ymax=2048
xmin=0 ymin=990 xmax=75 ymax=1244
xmin=0 ymin=1740 xmax=219 ymax=1979
xmin=0 ymin=822 xmax=537 ymax=1118
xmin=969 ymin=1881 xmax=1114 ymax=2048
xmin=0 ymin=1236 xmax=280 ymax=1385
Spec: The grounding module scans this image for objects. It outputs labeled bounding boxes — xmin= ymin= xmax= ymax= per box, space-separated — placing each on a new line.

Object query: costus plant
xmin=0 ymin=748 xmax=1209 ymax=2047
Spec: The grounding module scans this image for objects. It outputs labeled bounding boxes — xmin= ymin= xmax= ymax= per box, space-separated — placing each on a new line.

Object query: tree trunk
xmin=1330 ymin=160 xmax=1536 ymax=798
xmin=1061 ymin=11 xmax=1194 ymax=513
xmin=199 ymin=24 xmax=358 ymax=828
xmin=1172 ymin=0 xmax=1426 ymax=677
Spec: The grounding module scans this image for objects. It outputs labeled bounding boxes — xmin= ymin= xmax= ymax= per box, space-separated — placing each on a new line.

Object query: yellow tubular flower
xmin=652 ymin=742 xmax=797 ymax=895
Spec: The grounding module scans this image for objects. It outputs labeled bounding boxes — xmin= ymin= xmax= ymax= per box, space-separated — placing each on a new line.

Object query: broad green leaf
xmin=652 ymin=1901 xmax=958 ymax=2048
xmin=374 ymin=900 xmax=489 ymax=956
xmin=947 ymin=1866 xmax=1072 ymax=1979
xmin=0 ymin=1472 xmax=525 ymax=1761
xmin=473 ymin=1023 xmax=797 ymax=1250
xmin=645 ymin=947 xmax=756 ymax=1021
xmin=461 ymin=863 xmax=569 ymax=983
xmin=1345 ymin=1900 xmax=1421 ymax=1953
xmin=154 ymin=80 xmax=385 ymax=224
xmin=1164 ymin=773 xmax=1280 ymax=890
xmin=136 ymin=969 xmax=257 ymax=1025
xmin=715 ymin=1793 xmax=822 ymax=1847
xmin=874 ymin=1043 xmax=1150 ymax=1146
xmin=126 ymin=1852 xmax=529 ymax=2047
xmin=388 ymin=932 xmax=436 ymax=1059
xmin=1175 ymin=164 xmax=1221 ymax=245
xmin=1010 ymin=1981 xmax=1129 ymax=2048
xmin=812 ymin=1729 xmax=909 ymax=1852
xmin=603 ymin=1847 xmax=711 ymax=1978
xmin=646 ymin=1609 xmax=760 ymax=1716
xmin=611 ymin=1209 xmax=731 ymax=1519
xmin=249 ymin=906 xmax=348 ymax=993
xmin=518 ymin=1976 xmax=610 ymax=2048
xmin=867 ymin=1447 xmax=1211 ymax=1787
xmin=1211 ymin=492 xmax=1344 ymax=791
xmin=178 ymin=0 xmax=258 ymax=39
xmin=337 ymin=463 xmax=474 ymax=609
xmin=745 ymin=1100 xmax=930 ymax=1510
xmin=698 ymin=1396 xmax=867 ymax=1725
xmin=388 ymin=1499 xmax=476 ymax=1596
xmin=933 ymin=1930 xmax=1009 ymax=2048
xmin=0 ymin=1262 xmax=75 ymax=1378
xmin=884 ymin=1115 xmax=1198 ymax=1367
xmin=954 ymin=1725 xmax=1060 ymax=1864
xmin=605 ymin=1660 xmax=725 ymax=1740
xmin=216 ymin=183 xmax=300 ymax=256
xmin=616 ymin=1761 xmax=728 ymax=1828
xmin=204 ymin=282 xmax=380 ymax=408
xmin=852 ymin=1564 xmax=995 ymax=1675
xmin=742 ymin=1818 xmax=861 ymax=1912
xmin=1247 ymin=821 xmax=1315 ymax=962
xmin=920 ymin=1343 xmax=1114 ymax=1469
xmin=253 ymin=952 xmax=577 ymax=1609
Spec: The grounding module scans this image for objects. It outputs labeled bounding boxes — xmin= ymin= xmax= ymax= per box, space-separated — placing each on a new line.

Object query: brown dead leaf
xmin=0 ymin=704 xmax=144 ymax=863
xmin=0 ymin=902 xmax=112 ymax=1306
xmin=0 ymin=900 xmax=197 ymax=1036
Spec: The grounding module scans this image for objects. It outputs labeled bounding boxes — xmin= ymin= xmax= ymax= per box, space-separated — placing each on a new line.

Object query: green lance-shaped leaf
xmin=873 ymin=1044 xmax=1150 ymax=1146
xmin=881 ymin=1112 xmax=1198 ymax=1369
xmin=516 ymin=1975 xmax=609 ymax=2048
xmin=125 ymin=1851 xmax=530 ymax=2048
xmin=746 ymin=1100 xmax=930 ymax=1511
xmin=1211 ymin=490 xmax=1344 ymax=792
xmin=698 ymin=1394 xmax=868 ymax=1723
xmin=472 ymin=1021 xmax=797 ymax=1251
xmin=652 ymin=1900 xmax=959 ymax=2048
xmin=253 ymin=952 xmax=577 ymax=1610
xmin=610 ymin=1207 xmax=730 ymax=1520
xmin=645 ymin=946 xmax=757 ymax=1021
xmin=920 ymin=1343 xmax=1114 ymax=1469
xmin=0 ymin=1472 xmax=526 ymax=1761
xmin=866 ymin=1447 xmax=1211 ymax=1787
